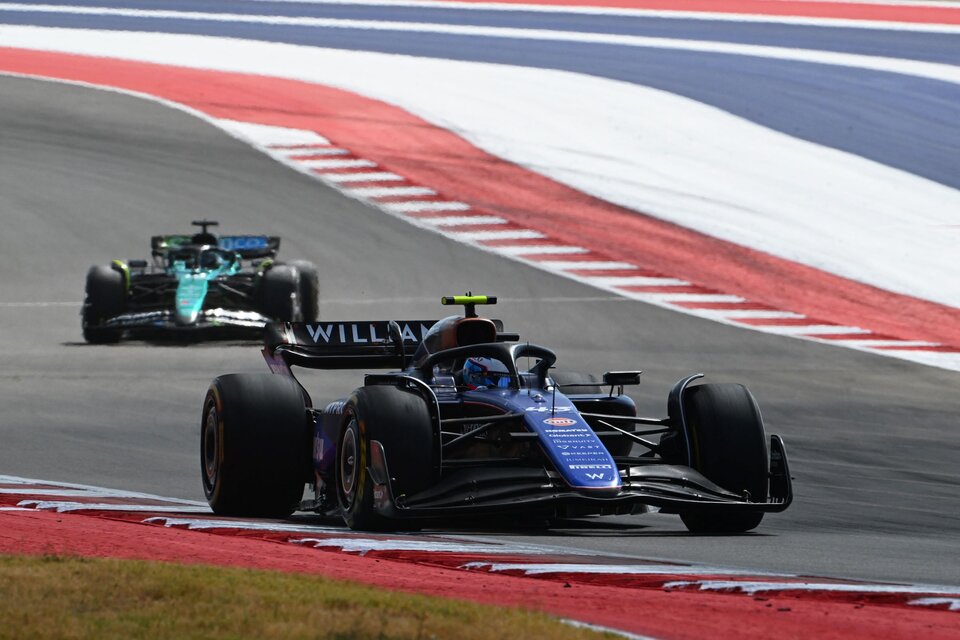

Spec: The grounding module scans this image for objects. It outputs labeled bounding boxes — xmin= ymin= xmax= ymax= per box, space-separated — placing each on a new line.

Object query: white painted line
xmin=664 ymin=580 xmax=960 ymax=596
xmin=831 ymin=339 xmax=941 ymax=348
xmin=0 ymin=475 xmax=206 ymax=506
xmin=561 ymin=619 xmax=660 ymax=640
xmin=633 ymin=293 xmax=746 ymax=303
xmin=0 ymin=301 xmax=80 ymax=307
xmin=293 ymin=537 xmax=542 ymax=555
xmin=248 ymin=0 xmax=960 ymax=34
xmin=538 ymin=261 xmax=638 ymax=271
xmin=693 ymin=310 xmax=807 ymax=320
xmin=144 ymin=517 xmax=345 ymax=534
xmin=297 ymin=158 xmax=377 ymax=169
xmin=491 ymin=245 xmax=589 ymax=256
xmin=0 ymin=507 xmax=32 ymax=511
xmin=18 ymin=500 xmax=211 ymax=513
xmin=451 ymin=229 xmax=545 ymax=241
xmin=586 ymin=276 xmax=688 ymax=287
xmin=320 ymin=171 xmax=405 ymax=183
xmin=757 ymin=325 xmax=872 ymax=336
xmin=385 ymin=201 xmax=472 ymax=213
xmin=276 ymin=147 xmax=349 ymax=157
xmin=909 ymin=597 xmax=960 ymax=611
xmin=416 ymin=216 xmax=507 ymax=226
xmin=348 ymin=185 xmax=436 ymax=198
xmin=215 ymin=118 xmax=329 ymax=146
xmin=463 ymin=562 xmax=793 ymax=577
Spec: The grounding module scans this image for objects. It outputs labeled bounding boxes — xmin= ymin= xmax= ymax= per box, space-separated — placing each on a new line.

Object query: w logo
xmin=585 ymin=473 xmax=606 ymax=480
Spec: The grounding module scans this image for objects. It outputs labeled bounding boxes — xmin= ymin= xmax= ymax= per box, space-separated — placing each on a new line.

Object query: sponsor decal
xmin=585 ymin=473 xmax=607 ymax=480
xmin=219 ymin=235 xmax=269 ymax=250
xmin=543 ymin=417 xmax=577 ymax=427
xmin=304 ymin=322 xmax=432 ymax=345
xmin=525 ymin=406 xmax=572 ymax=413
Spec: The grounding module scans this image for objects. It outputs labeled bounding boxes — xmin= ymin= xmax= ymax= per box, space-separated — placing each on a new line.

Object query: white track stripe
xmin=275 ymin=147 xmax=349 ymax=157
xmin=835 ymin=339 xmax=941 ymax=347
xmin=539 ymin=261 xmax=638 ymax=271
xmin=385 ymin=201 xmax=472 ymax=213
xmin=451 ymin=229 xmax=545 ymax=241
xmin=216 ymin=118 xmax=329 ymax=146
xmin=758 ymin=324 xmax=871 ymax=335
xmin=463 ymin=562 xmax=792 ymax=576
xmin=416 ymin=216 xmax=507 ymax=226
xmin=320 ymin=171 xmax=404 ymax=183
xmin=18 ymin=500 xmax=210 ymax=513
xmin=348 ymin=185 xmax=436 ymax=198
xmin=293 ymin=537 xmax=540 ymax=554
xmin=297 ymin=158 xmax=377 ymax=169
xmin=665 ymin=580 xmax=960 ymax=596
xmin=491 ymin=245 xmax=589 ymax=255
xmin=585 ymin=276 xmax=689 ymax=287
xmin=630 ymin=293 xmax=746 ymax=303
xmin=693 ymin=310 xmax=807 ymax=320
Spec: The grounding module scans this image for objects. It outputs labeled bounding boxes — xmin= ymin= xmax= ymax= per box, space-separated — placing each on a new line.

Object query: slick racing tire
xmin=337 ymin=385 xmax=437 ymax=531
xmin=81 ymin=265 xmax=124 ymax=344
xmin=288 ymin=260 xmax=320 ymax=322
xmin=259 ymin=265 xmax=301 ymax=321
xmin=679 ymin=383 xmax=768 ymax=534
xmin=201 ymin=374 xmax=309 ymax=517
xmin=550 ymin=371 xmax=633 ymax=457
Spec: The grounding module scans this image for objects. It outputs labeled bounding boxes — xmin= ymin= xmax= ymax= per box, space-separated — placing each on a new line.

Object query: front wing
xmin=365 ymin=435 xmax=793 ymax=520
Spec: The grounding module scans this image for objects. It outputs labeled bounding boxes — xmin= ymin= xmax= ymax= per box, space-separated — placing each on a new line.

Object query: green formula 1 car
xmin=82 ymin=221 xmax=318 ymax=343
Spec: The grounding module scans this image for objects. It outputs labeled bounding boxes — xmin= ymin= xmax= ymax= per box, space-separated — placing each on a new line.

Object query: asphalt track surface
xmin=2 ymin=76 xmax=959 ymax=587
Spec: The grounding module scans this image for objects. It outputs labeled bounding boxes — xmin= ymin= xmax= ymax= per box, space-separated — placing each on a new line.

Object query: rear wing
xmin=263 ymin=318 xmax=507 ymax=372
xmin=263 ymin=320 xmax=439 ymax=371
xmin=150 ymin=234 xmax=280 ymax=259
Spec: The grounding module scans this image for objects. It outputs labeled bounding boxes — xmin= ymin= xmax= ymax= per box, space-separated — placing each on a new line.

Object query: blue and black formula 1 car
xmin=200 ymin=296 xmax=792 ymax=532
xmin=82 ymin=221 xmax=319 ymax=343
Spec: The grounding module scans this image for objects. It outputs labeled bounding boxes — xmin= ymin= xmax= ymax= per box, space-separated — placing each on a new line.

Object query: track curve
xmin=1 ymin=75 xmax=958 ymax=586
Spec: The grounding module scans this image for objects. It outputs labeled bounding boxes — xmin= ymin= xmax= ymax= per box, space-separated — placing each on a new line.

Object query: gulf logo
xmin=544 ymin=417 xmax=577 ymax=427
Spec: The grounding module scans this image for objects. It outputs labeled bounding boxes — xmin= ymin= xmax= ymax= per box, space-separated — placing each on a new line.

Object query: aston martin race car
xmin=200 ymin=295 xmax=792 ymax=532
xmin=82 ymin=221 xmax=319 ymax=342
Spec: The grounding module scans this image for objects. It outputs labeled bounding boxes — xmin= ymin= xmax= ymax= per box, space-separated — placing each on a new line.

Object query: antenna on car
xmin=440 ymin=293 xmax=497 ymax=318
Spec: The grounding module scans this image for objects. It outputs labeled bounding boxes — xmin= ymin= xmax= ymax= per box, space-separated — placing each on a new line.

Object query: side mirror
xmin=128 ymin=259 xmax=148 ymax=269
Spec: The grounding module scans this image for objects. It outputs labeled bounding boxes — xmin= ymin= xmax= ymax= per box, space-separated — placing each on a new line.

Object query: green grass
xmin=0 ymin=555 xmax=615 ymax=640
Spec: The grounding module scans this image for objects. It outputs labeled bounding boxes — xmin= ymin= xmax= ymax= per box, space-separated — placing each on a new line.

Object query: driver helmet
xmin=462 ymin=357 xmax=510 ymax=389
xmin=200 ymin=250 xmax=223 ymax=270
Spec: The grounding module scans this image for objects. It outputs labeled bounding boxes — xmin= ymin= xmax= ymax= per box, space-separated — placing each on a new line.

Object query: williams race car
xmin=200 ymin=295 xmax=792 ymax=532
xmin=82 ymin=221 xmax=319 ymax=342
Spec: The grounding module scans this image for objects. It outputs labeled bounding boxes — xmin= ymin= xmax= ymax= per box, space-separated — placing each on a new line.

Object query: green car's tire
xmin=259 ymin=265 xmax=301 ymax=321
xmin=82 ymin=265 xmax=124 ymax=344
xmin=288 ymin=260 xmax=320 ymax=322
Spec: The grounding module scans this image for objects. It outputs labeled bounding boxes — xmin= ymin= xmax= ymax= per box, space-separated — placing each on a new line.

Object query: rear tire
xmin=288 ymin=260 xmax=320 ymax=322
xmin=259 ymin=265 xmax=301 ymax=321
xmin=82 ymin=265 xmax=124 ymax=343
xmin=679 ymin=383 xmax=768 ymax=533
xmin=337 ymin=385 xmax=436 ymax=531
xmin=200 ymin=374 xmax=309 ymax=517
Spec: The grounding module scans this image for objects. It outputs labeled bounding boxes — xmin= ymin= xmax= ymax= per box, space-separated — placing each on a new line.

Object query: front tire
xmin=337 ymin=385 xmax=436 ymax=531
xmin=201 ymin=374 xmax=309 ymax=517
xmin=679 ymin=383 xmax=768 ymax=533
xmin=82 ymin=265 xmax=124 ymax=343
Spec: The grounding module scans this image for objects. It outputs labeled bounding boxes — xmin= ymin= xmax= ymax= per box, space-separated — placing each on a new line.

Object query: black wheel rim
xmin=340 ymin=418 xmax=359 ymax=509
xmin=201 ymin=400 xmax=219 ymax=494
